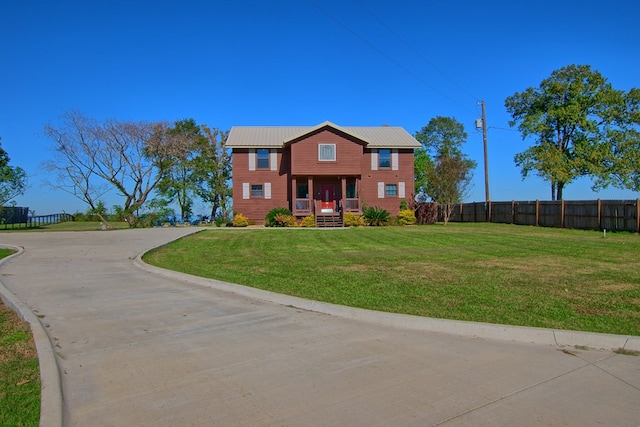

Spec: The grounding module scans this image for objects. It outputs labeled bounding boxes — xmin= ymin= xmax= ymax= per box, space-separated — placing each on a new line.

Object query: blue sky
xmin=2 ymin=0 xmax=639 ymax=215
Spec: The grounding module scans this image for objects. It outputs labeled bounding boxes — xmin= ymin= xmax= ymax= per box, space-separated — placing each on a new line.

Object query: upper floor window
xmin=318 ymin=144 xmax=336 ymax=161
xmin=379 ymin=149 xmax=391 ymax=168
xmin=256 ymin=148 xmax=269 ymax=169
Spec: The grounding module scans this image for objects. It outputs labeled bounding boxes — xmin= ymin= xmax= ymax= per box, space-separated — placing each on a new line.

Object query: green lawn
xmin=143 ymin=223 xmax=640 ymax=336
xmin=0 ymin=221 xmax=131 ymax=232
xmin=0 ymin=248 xmax=40 ymax=427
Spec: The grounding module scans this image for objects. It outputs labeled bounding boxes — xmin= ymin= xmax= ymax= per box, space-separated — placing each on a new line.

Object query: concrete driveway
xmin=0 ymin=228 xmax=638 ymax=426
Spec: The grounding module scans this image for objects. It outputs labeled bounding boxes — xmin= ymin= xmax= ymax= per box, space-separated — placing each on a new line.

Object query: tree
xmin=505 ymin=64 xmax=640 ymax=200
xmin=414 ymin=117 xmax=476 ymax=225
xmin=415 ymin=116 xmax=468 ymax=158
xmin=413 ymin=148 xmax=434 ymax=195
xmin=426 ymin=156 xmax=474 ymax=225
xmin=156 ymin=119 xmax=205 ymax=222
xmin=193 ymin=126 xmax=231 ymax=221
xmin=43 ymin=111 xmax=190 ymax=226
xmin=0 ymin=137 xmax=28 ymax=206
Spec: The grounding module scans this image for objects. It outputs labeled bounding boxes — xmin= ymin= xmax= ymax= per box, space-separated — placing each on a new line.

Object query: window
xmin=297 ymin=182 xmax=309 ymax=198
xmin=385 ymin=184 xmax=397 ymax=196
xmin=346 ymin=182 xmax=356 ymax=198
xmin=257 ymin=148 xmax=269 ymax=169
xmin=251 ymin=184 xmax=263 ymax=197
xmin=318 ymin=144 xmax=336 ymax=161
xmin=379 ymin=149 xmax=391 ymax=168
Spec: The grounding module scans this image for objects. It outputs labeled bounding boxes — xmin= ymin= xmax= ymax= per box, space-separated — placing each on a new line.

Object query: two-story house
xmin=226 ymin=121 xmax=421 ymax=225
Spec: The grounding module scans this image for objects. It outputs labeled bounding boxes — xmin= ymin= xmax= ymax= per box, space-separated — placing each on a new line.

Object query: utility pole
xmin=476 ymin=100 xmax=490 ymax=221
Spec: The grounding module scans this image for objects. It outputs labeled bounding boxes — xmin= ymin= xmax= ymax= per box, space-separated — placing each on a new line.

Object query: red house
xmin=226 ymin=121 xmax=421 ymax=225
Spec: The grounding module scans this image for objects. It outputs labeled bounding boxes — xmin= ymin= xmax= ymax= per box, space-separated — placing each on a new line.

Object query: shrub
xmin=344 ymin=212 xmax=365 ymax=227
xmin=265 ymin=207 xmax=293 ymax=227
xmin=274 ymin=213 xmax=298 ymax=227
xmin=363 ymin=206 xmax=390 ymax=226
xmin=415 ymin=202 xmax=438 ymax=224
xmin=300 ymin=215 xmax=315 ymax=227
xmin=400 ymin=200 xmax=408 ymax=210
xmin=398 ymin=209 xmax=417 ymax=225
xmin=232 ymin=213 xmax=249 ymax=227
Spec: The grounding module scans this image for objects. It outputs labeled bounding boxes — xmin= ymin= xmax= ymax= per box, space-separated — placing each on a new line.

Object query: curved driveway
xmin=0 ymin=228 xmax=639 ymax=426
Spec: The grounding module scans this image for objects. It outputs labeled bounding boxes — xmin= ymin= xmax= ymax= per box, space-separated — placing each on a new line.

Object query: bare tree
xmin=425 ymin=155 xmax=474 ymax=226
xmin=43 ymin=111 xmax=189 ymax=227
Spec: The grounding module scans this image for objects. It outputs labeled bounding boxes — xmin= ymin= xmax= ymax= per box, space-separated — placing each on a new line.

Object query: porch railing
xmin=294 ymin=198 xmax=362 ymax=216
xmin=344 ymin=198 xmax=361 ymax=212
xmin=294 ymin=198 xmax=311 ymax=215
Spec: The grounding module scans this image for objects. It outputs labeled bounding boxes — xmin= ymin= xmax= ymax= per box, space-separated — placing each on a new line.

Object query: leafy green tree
xmin=414 ymin=148 xmax=434 ymax=195
xmin=0 ymin=137 xmax=27 ymax=206
xmin=505 ymin=64 xmax=640 ymax=200
xmin=193 ymin=126 xmax=231 ymax=221
xmin=415 ymin=116 xmax=468 ymax=158
xmin=414 ymin=117 xmax=476 ymax=224
xmin=156 ymin=119 xmax=205 ymax=222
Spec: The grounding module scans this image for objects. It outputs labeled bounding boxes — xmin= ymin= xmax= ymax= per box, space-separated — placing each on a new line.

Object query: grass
xmin=0 ymin=221 xmax=131 ymax=232
xmin=0 ymin=250 xmax=40 ymax=427
xmin=143 ymin=223 xmax=640 ymax=336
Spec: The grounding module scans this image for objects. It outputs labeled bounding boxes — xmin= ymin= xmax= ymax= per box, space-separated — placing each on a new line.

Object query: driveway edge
xmin=0 ymin=245 xmax=63 ymax=427
xmin=135 ymin=253 xmax=640 ymax=352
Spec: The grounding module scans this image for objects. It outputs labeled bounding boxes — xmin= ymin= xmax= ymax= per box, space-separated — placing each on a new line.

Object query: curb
xmin=0 ymin=245 xmax=63 ymax=427
xmin=136 ymin=254 xmax=640 ymax=352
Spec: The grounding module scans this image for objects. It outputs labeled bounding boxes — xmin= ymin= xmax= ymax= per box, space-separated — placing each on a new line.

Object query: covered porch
xmin=292 ymin=176 xmax=362 ymax=226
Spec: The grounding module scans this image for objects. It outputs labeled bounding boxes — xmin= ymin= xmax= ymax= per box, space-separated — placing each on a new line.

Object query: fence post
xmin=561 ymin=199 xmax=565 ymax=229
xmin=596 ymin=199 xmax=601 ymax=231
xmin=535 ymin=199 xmax=539 ymax=227
xmin=511 ymin=200 xmax=515 ymax=224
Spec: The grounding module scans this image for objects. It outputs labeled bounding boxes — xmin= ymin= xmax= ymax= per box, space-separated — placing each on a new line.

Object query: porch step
xmin=316 ymin=214 xmax=343 ymax=227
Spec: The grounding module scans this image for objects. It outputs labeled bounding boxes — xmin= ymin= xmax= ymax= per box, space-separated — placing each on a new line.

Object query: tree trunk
xmin=556 ymin=182 xmax=565 ymax=201
xmin=551 ymin=182 xmax=556 ymax=201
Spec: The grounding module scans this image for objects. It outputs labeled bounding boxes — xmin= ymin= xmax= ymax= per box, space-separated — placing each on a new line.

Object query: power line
xmin=355 ymin=0 xmax=479 ymax=103
xmin=488 ymin=126 xmax=519 ymax=132
xmin=306 ymin=0 xmax=475 ymax=114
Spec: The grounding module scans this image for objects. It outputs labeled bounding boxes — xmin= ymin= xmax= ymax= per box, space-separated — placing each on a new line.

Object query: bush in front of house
xmin=398 ymin=209 xmax=417 ymax=225
xmin=363 ymin=206 xmax=390 ymax=226
xmin=344 ymin=212 xmax=365 ymax=227
xmin=232 ymin=213 xmax=249 ymax=227
xmin=415 ymin=202 xmax=438 ymax=224
xmin=300 ymin=215 xmax=315 ymax=227
xmin=274 ymin=213 xmax=298 ymax=227
xmin=265 ymin=207 xmax=293 ymax=227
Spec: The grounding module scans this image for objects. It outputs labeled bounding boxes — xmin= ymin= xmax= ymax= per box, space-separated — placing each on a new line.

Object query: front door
xmin=320 ymin=185 xmax=334 ymax=211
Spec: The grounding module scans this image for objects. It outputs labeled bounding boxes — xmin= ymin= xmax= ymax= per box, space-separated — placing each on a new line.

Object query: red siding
xmin=231 ymin=137 xmax=415 ymax=221
xmin=290 ymin=129 xmax=364 ymax=176
xmin=232 ymin=148 xmax=290 ymax=223
xmin=360 ymin=149 xmax=415 ymax=215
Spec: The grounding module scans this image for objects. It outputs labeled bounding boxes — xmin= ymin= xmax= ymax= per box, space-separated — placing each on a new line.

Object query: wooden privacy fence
xmin=445 ymin=199 xmax=640 ymax=233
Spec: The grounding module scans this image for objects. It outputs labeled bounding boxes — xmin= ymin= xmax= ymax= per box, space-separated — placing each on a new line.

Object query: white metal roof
xmin=226 ymin=121 xmax=421 ymax=149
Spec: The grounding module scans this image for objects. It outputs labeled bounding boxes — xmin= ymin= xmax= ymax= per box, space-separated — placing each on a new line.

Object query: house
xmin=226 ymin=121 xmax=421 ymax=226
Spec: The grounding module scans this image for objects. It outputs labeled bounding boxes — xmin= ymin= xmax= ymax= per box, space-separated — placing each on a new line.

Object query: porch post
xmin=341 ymin=176 xmax=347 ymax=227
xmin=291 ymin=176 xmax=296 ymax=214
xmin=308 ymin=176 xmax=314 ymax=214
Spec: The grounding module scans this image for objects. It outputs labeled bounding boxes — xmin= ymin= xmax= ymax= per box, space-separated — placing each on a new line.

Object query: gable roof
xmin=226 ymin=121 xmax=421 ymax=149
